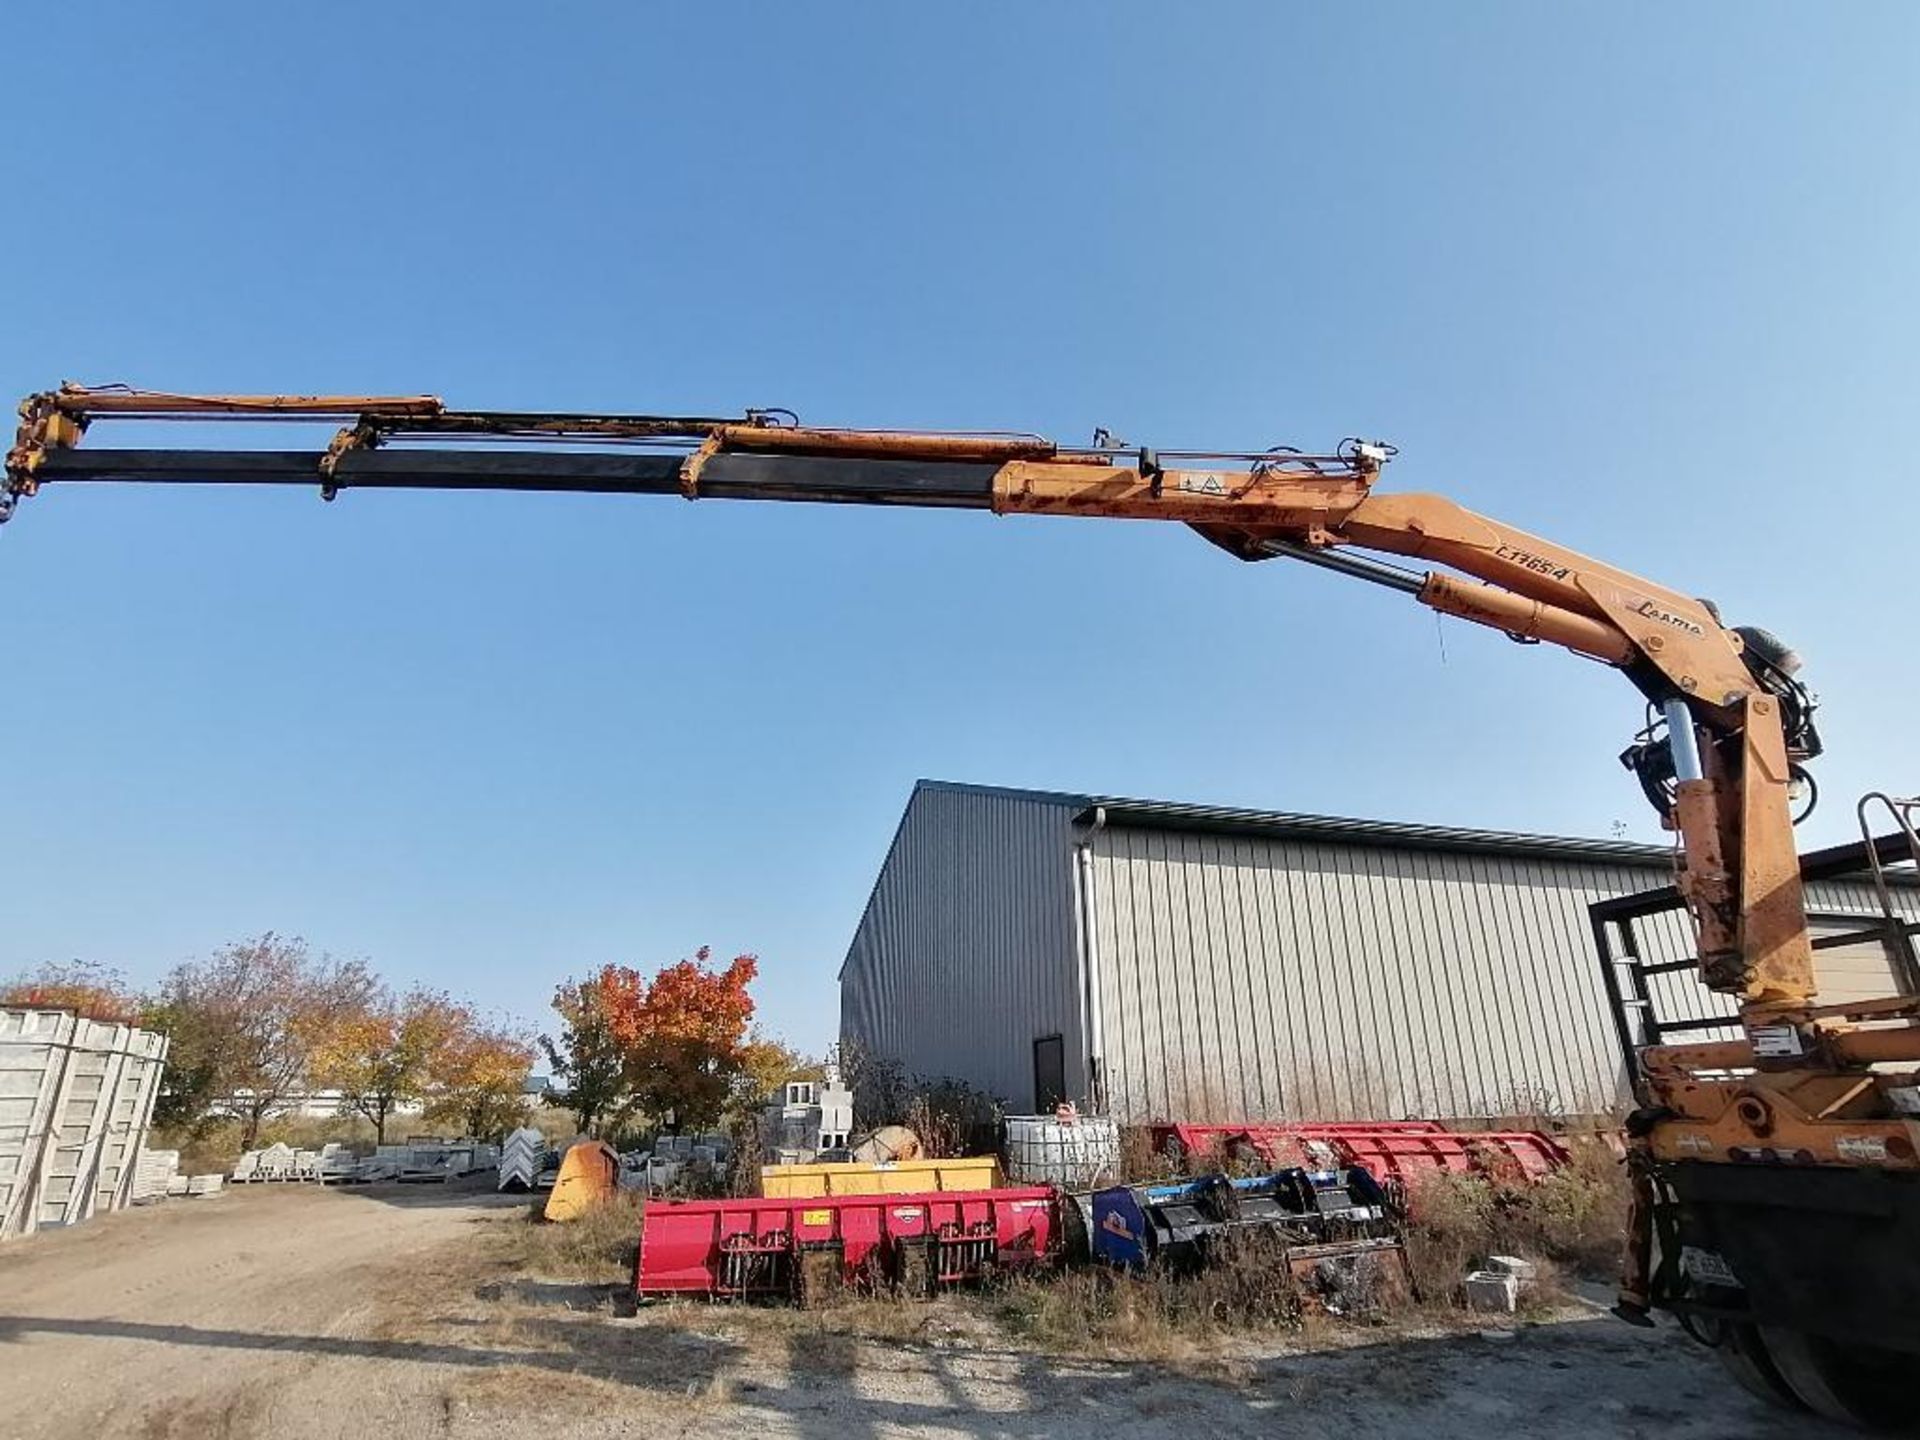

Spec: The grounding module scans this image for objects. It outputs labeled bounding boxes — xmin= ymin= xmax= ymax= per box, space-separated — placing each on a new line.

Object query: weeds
xmin=491 ymin=1192 xmax=644 ymax=1287
xmin=473 ymin=1110 xmax=1627 ymax=1370
xmin=994 ymin=1228 xmax=1341 ymax=1366
xmin=152 ymin=1113 xmax=382 ymax=1175
xmin=1402 ymin=1136 xmax=1629 ymax=1306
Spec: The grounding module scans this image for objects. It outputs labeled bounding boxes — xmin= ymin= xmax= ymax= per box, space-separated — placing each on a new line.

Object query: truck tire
xmin=1759 ymin=1326 xmax=1909 ymax=1431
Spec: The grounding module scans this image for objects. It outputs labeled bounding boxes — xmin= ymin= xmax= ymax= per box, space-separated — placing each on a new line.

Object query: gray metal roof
xmin=911 ymin=778 xmax=1675 ymax=867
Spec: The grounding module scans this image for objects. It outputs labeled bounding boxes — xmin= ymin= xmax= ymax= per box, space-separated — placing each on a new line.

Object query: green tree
xmin=542 ymin=973 xmax=628 ymax=1137
xmin=729 ymin=1030 xmax=820 ymax=1115
xmin=140 ymin=995 xmax=226 ymax=1134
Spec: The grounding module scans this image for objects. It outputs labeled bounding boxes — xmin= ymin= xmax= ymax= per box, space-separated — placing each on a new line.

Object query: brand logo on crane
xmin=1632 ymin=599 xmax=1706 ymax=638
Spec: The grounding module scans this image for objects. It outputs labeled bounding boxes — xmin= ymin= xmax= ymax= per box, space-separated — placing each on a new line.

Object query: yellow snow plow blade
xmin=759 ymin=1155 xmax=1004 ymax=1198
xmin=543 ymin=1140 xmax=620 ymax=1221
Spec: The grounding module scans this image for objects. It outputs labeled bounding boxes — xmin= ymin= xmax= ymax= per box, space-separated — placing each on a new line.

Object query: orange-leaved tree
xmin=308 ymin=986 xmax=472 ymax=1144
xmin=0 ymin=959 xmax=143 ymax=1025
xmin=426 ymin=1017 xmax=537 ymax=1140
xmin=597 ymin=948 xmax=758 ymax=1133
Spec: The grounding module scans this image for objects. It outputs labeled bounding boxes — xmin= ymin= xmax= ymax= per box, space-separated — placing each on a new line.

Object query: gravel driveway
xmin=0 ymin=1181 xmax=1843 ymax=1439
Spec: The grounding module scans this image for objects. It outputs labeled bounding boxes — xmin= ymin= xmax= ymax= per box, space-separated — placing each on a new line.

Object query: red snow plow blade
xmin=1151 ymin=1122 xmax=1570 ymax=1188
xmin=636 ymin=1185 xmax=1060 ymax=1300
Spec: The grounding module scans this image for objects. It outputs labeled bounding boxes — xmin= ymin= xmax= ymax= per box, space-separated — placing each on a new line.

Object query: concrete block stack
xmin=131 ymin=1147 xmax=180 ymax=1203
xmin=1465 ymin=1255 xmax=1539 ymax=1314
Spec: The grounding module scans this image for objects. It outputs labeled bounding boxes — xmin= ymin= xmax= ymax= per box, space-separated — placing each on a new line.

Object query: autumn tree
xmin=542 ymin=973 xmax=629 ymax=1137
xmin=426 ymin=1016 xmax=536 ymax=1140
xmin=0 ymin=959 xmax=142 ymax=1024
xmin=309 ymin=986 xmax=470 ymax=1144
xmin=601 ymin=948 xmax=758 ymax=1132
xmin=730 ymin=1031 xmax=821 ymax=1114
xmin=150 ymin=935 xmax=376 ymax=1146
xmin=546 ymin=949 xmax=758 ymax=1136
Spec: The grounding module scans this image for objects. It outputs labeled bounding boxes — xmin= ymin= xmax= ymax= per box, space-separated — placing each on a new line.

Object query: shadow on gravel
xmin=283 ymin=1174 xmax=525 ymax=1212
xmin=0 ymin=1311 xmax=741 ymax=1398
xmin=0 ymin=1304 xmax=1832 ymax=1440
xmin=0 ymin=1310 xmax=1102 ymax=1440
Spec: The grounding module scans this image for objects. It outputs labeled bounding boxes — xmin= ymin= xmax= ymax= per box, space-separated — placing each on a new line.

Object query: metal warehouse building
xmin=839 ymin=780 xmax=1915 ymax=1124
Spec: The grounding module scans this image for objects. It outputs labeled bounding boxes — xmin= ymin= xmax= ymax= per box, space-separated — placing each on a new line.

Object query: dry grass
xmin=488 ymin=1192 xmax=645 ymax=1287
xmin=152 ymin=1113 xmax=390 ymax=1175
xmin=1402 ymin=1136 xmax=1628 ymax=1306
xmin=989 ymin=1226 xmax=1388 ymax=1376
xmin=466 ymin=1139 xmax=1626 ymax=1380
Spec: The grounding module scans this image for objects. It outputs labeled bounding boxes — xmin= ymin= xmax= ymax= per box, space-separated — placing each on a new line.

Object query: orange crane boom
xmin=8 ymin=382 xmax=1917 ymax=1424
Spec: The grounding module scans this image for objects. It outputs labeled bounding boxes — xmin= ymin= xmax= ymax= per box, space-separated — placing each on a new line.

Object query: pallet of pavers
xmin=132 ymin=1148 xmax=180 ymax=1204
xmin=316 ymin=1143 xmax=363 ymax=1184
xmin=401 ymin=1143 xmax=460 ymax=1182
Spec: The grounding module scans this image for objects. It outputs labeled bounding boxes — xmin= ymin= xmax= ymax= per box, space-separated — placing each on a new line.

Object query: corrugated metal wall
xmin=842 ymin=784 xmax=1920 ymax=1126
xmin=1086 ymin=826 xmax=1672 ymax=1123
xmin=840 ymin=784 xmax=1082 ymax=1108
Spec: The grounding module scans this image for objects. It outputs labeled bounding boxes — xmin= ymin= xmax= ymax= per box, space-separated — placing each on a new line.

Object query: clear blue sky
xmin=4 ymin=5 xmax=1916 ymax=1054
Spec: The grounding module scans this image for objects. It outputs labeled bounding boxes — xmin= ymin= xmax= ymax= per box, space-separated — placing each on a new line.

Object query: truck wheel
xmin=1706 ymin=1320 xmax=1804 ymax=1414
xmin=1759 ymin=1326 xmax=1908 ymax=1431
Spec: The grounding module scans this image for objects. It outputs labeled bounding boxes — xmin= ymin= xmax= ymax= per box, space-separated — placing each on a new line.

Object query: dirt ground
xmin=0 ymin=1181 xmax=1846 ymax=1439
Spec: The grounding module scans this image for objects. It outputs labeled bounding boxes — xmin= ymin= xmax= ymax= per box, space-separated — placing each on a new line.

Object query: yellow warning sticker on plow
xmin=801 ymin=1209 xmax=832 ymax=1227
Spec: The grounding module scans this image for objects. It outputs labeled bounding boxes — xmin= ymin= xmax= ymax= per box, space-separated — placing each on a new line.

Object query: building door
xmin=1032 ymin=1034 xmax=1066 ymax=1112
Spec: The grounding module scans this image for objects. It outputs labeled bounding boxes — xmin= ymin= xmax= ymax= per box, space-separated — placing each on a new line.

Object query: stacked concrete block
xmin=316 ymin=1143 xmax=362 ymax=1184
xmin=131 ymin=1147 xmax=180 ymax=1203
xmin=1465 ymin=1255 xmax=1539 ymax=1313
